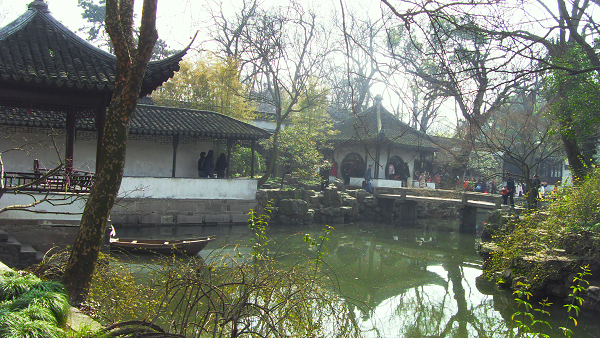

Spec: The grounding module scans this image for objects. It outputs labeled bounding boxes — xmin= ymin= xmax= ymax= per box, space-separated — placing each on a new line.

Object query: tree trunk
xmin=257 ymin=121 xmax=281 ymax=187
xmin=63 ymin=0 xmax=158 ymax=305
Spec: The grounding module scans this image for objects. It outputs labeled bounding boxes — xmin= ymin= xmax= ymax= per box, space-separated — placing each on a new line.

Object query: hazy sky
xmin=2 ymin=0 xmax=208 ymax=50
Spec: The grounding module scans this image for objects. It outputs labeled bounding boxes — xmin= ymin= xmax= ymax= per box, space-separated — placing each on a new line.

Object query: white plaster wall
xmin=0 ymin=193 xmax=85 ymax=221
xmin=1 ymin=127 xmax=217 ymax=178
xmin=119 ymin=177 xmax=258 ymax=200
xmin=123 ymin=138 xmax=174 ymax=177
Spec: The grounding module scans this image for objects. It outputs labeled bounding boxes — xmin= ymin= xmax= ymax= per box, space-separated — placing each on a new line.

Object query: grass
xmin=0 ymin=271 xmax=71 ymax=338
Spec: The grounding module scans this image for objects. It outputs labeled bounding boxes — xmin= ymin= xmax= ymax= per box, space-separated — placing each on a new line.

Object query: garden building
xmin=329 ymin=96 xmax=438 ymax=188
xmin=0 ymin=0 xmax=271 ymax=245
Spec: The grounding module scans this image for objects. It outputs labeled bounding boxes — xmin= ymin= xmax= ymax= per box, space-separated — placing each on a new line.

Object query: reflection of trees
xmin=267 ymin=227 xmax=515 ymax=337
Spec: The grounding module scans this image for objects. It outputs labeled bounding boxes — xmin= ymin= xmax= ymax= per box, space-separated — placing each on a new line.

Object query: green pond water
xmin=114 ymin=220 xmax=599 ymax=338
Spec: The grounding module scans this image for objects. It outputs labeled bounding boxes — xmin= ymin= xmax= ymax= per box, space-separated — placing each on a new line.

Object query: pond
xmin=114 ymin=220 xmax=599 ymax=338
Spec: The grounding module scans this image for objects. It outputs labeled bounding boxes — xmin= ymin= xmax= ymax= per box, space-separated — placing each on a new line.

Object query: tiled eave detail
xmin=0 ymin=104 xmax=271 ymax=141
xmin=0 ymin=0 xmax=186 ymax=99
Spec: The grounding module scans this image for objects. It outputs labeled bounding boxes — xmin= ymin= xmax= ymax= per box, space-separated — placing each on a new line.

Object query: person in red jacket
xmin=501 ymin=186 xmax=509 ymax=205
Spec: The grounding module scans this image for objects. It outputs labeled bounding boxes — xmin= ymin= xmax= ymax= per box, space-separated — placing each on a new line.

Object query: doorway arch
xmin=341 ymin=153 xmax=365 ymax=180
xmin=386 ymin=155 xmax=406 ymax=180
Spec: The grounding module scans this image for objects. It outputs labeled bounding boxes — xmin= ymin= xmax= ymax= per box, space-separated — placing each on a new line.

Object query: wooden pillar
xmin=251 ymin=139 xmax=256 ymax=178
xmin=65 ymin=112 xmax=76 ymax=175
xmin=95 ymin=106 xmax=106 ymax=173
xmin=171 ymin=135 xmax=179 ymax=178
xmin=459 ymin=206 xmax=478 ymax=233
xmin=375 ymin=144 xmax=381 ymax=179
xmin=226 ymin=139 xmax=234 ymax=178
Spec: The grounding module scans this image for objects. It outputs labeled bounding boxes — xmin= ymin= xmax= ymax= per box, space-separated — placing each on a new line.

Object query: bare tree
xmin=382 ymin=5 xmax=522 ymax=179
xmin=381 ymin=0 xmax=600 ymax=180
xmin=480 ymin=89 xmax=563 ymax=208
xmin=327 ymin=11 xmax=387 ymax=119
xmin=212 ymin=2 xmax=330 ymax=186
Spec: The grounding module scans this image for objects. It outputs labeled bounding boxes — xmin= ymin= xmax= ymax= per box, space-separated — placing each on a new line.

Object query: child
xmin=501 ymin=185 xmax=509 ymax=205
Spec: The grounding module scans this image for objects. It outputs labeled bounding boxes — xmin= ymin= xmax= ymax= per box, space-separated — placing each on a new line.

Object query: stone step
xmin=18 ymin=243 xmax=40 ymax=268
xmin=0 ymin=230 xmax=8 ymax=242
xmin=0 ymin=237 xmax=41 ymax=269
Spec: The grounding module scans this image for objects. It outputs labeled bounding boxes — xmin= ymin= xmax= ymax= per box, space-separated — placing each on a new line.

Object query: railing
xmin=2 ymin=170 xmax=95 ymax=193
xmin=374 ymin=187 xmax=502 ymax=209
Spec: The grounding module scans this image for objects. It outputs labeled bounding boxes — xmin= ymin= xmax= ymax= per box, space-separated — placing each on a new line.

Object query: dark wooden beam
xmin=226 ymin=139 xmax=234 ymax=178
xmin=251 ymin=139 xmax=256 ymax=178
xmin=172 ymin=135 xmax=180 ymax=177
xmin=95 ymin=107 xmax=106 ymax=173
xmin=65 ymin=112 xmax=76 ymax=175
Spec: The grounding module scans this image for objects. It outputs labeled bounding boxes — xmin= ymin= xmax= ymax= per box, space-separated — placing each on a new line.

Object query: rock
xmin=363 ymin=196 xmax=378 ymax=207
xmin=331 ymin=179 xmax=345 ymax=191
xmin=587 ymin=285 xmax=600 ymax=301
xmin=327 ymin=189 xmax=343 ymax=207
xmin=501 ymin=269 xmax=513 ymax=283
xmin=341 ymin=195 xmax=358 ymax=208
xmin=486 ymin=209 xmax=503 ymax=225
xmin=279 ymin=199 xmax=308 ymax=215
xmin=320 ymin=207 xmax=341 ymax=216
xmin=355 ymin=190 xmax=370 ymax=203
xmin=340 ymin=206 xmax=354 ymax=215
xmin=477 ymin=242 xmax=501 ymax=260
xmin=301 ymin=190 xmax=316 ymax=199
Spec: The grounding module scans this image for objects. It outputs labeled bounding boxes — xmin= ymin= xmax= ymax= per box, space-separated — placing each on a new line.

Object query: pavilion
xmin=0 ymin=0 xmax=271 ymax=234
xmin=329 ymin=96 xmax=438 ymax=188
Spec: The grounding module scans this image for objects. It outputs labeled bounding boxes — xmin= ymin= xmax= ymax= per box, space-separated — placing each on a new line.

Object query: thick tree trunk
xmin=63 ymin=100 xmax=131 ymax=304
xmin=561 ymin=130 xmax=586 ymax=183
xmin=257 ymin=122 xmax=281 ymax=187
xmin=63 ymin=0 xmax=158 ymax=305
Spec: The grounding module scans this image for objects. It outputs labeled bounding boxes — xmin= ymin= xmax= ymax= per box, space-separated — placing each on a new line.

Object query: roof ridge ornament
xmin=375 ymin=94 xmax=383 ymax=134
xmin=28 ymin=0 xmax=49 ymax=12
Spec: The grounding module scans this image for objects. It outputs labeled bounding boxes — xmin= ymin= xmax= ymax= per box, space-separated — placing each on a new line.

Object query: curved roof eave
xmin=0 ymin=0 xmax=189 ymax=98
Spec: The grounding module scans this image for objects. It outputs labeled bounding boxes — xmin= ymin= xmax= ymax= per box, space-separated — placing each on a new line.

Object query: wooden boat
xmin=109 ymin=236 xmax=216 ymax=256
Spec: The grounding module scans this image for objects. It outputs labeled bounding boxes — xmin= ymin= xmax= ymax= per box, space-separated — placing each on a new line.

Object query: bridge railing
xmin=374 ymin=187 xmax=502 ymax=209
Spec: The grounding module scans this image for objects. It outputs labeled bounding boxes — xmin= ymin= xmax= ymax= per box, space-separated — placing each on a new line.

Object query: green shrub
xmin=0 ymin=271 xmax=70 ymax=338
xmin=0 ymin=271 xmax=42 ymax=301
xmin=484 ymin=167 xmax=600 ymax=292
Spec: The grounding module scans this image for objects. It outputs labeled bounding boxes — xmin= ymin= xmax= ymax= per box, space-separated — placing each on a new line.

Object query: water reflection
xmin=236 ymin=221 xmax=598 ymax=338
xmin=113 ymin=221 xmax=599 ymax=337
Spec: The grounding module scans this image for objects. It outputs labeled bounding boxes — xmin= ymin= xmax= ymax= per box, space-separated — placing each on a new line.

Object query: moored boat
xmin=109 ymin=236 xmax=216 ymax=256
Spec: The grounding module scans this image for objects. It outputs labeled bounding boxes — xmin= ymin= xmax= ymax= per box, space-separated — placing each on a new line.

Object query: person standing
xmin=364 ymin=164 xmax=374 ymax=194
xmin=197 ymin=151 xmax=206 ymax=178
xmin=532 ymin=174 xmax=541 ymax=208
xmin=215 ymin=153 xmax=228 ymax=178
xmin=330 ymin=161 xmax=338 ymax=180
xmin=506 ymin=175 xmax=515 ymax=207
xmin=515 ymin=182 xmax=523 ymax=197
xmin=388 ymin=163 xmax=395 ymax=180
xmin=501 ymin=185 xmax=509 ymax=205
xmin=342 ymin=163 xmax=351 ymax=185
xmin=204 ymin=150 xmax=215 ymax=178
xmin=319 ymin=160 xmax=331 ymax=191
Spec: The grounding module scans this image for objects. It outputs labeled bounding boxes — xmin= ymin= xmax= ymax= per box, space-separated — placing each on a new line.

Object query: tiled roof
xmin=330 ymin=103 xmax=438 ymax=151
xmin=0 ymin=104 xmax=272 ymax=140
xmin=0 ymin=0 xmax=186 ymax=98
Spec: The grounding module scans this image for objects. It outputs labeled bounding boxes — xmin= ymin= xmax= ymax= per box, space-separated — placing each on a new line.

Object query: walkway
xmin=374 ymin=187 xmax=502 ymax=209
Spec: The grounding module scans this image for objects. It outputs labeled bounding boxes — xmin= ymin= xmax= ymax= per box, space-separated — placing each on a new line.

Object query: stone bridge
xmin=374 ymin=187 xmax=503 ymax=232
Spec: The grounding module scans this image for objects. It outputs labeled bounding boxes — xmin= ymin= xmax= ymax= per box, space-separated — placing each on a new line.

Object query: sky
xmin=1 ymin=0 xmax=208 ymax=50
xmin=0 ymin=0 xmax=487 ymax=132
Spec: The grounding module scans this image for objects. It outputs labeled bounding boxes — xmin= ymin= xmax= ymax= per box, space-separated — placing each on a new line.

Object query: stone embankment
xmin=256 ymin=180 xmax=460 ymax=226
xmin=477 ymin=209 xmax=600 ymax=311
